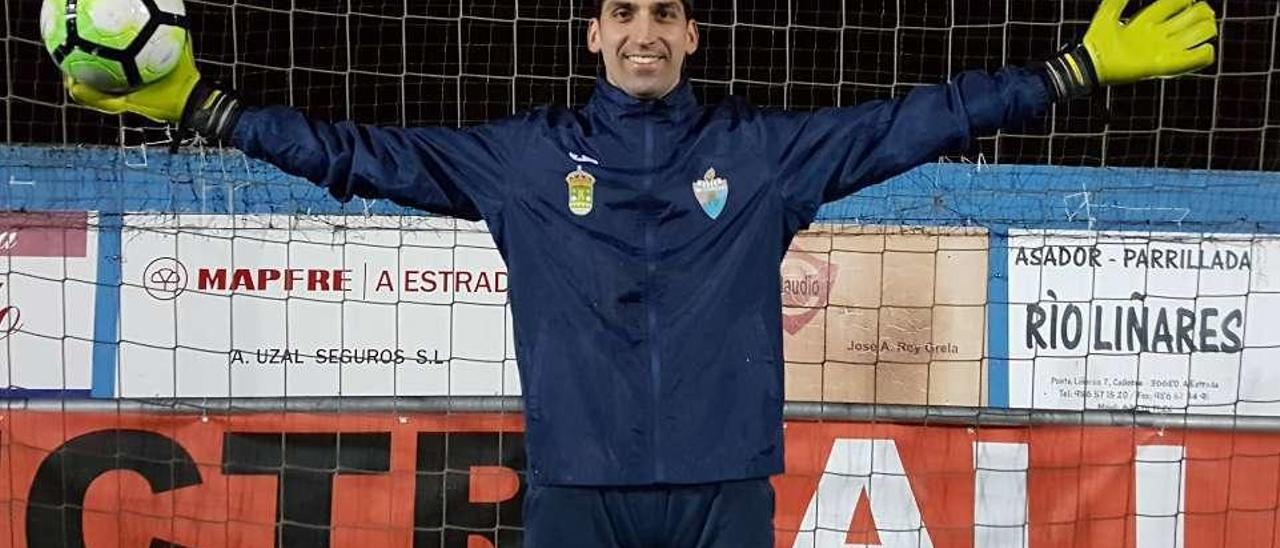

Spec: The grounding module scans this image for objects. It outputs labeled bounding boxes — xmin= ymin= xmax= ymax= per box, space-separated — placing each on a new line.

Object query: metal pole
xmin=8 ymin=397 xmax=1280 ymax=433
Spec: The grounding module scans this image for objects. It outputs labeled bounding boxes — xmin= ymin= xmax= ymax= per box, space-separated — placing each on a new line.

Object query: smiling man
xmin=66 ymin=0 xmax=1219 ymax=545
xmin=591 ymin=0 xmax=699 ymax=99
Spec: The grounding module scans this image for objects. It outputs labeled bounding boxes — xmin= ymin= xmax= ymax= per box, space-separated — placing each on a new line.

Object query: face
xmin=589 ymin=0 xmax=699 ymax=100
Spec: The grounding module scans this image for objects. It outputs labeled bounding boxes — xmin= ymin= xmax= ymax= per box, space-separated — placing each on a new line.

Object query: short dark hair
xmin=594 ymin=0 xmax=694 ymax=19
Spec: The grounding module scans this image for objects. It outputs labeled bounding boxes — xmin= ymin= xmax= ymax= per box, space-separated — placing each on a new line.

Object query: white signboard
xmin=117 ymin=214 xmax=517 ymax=398
xmin=1007 ymin=229 xmax=1280 ymax=415
xmin=0 ymin=212 xmax=99 ymax=394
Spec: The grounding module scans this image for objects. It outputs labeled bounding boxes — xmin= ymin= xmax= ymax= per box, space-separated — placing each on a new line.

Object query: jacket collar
xmin=586 ymin=77 xmax=700 ymax=121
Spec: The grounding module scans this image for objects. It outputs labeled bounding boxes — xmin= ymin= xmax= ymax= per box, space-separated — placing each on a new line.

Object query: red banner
xmin=0 ymin=212 xmax=88 ymax=257
xmin=0 ymin=412 xmax=1276 ymax=547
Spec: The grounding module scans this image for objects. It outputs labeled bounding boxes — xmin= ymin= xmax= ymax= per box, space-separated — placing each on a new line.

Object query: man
xmin=67 ymin=0 xmax=1217 ymax=545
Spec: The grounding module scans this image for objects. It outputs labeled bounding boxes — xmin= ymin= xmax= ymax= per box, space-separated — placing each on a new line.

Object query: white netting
xmin=0 ymin=1 xmax=1277 ymax=546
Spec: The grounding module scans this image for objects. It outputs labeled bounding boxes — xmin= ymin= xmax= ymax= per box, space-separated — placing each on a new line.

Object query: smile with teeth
xmin=625 ymin=54 xmax=665 ymax=65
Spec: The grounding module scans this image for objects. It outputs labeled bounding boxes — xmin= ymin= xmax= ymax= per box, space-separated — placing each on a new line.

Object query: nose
xmin=632 ymin=13 xmax=658 ymax=45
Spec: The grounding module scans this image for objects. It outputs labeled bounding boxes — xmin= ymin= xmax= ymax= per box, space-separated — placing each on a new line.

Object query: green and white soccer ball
xmin=40 ymin=0 xmax=189 ymax=93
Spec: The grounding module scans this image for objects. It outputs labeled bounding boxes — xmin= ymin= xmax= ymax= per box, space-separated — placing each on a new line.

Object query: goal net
xmin=0 ymin=0 xmax=1278 ymax=546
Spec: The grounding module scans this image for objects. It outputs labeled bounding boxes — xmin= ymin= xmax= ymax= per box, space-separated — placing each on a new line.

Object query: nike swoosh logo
xmin=569 ymin=152 xmax=600 ymax=165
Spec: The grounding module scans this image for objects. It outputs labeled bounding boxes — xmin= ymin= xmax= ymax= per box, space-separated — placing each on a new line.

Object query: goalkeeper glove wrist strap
xmin=182 ymin=81 xmax=243 ymax=142
xmin=1041 ymin=44 xmax=1099 ymax=101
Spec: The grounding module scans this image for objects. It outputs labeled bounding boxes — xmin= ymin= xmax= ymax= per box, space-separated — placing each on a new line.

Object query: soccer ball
xmin=39 ymin=0 xmax=189 ymax=93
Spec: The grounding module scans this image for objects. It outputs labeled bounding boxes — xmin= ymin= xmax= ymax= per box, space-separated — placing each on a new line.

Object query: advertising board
xmin=783 ymin=226 xmax=989 ymax=407
xmin=116 ymin=214 xmax=516 ymax=398
xmin=0 ymin=212 xmax=97 ymax=396
xmin=0 ymin=412 xmax=1269 ymax=547
xmin=1005 ymin=230 xmax=1280 ymax=415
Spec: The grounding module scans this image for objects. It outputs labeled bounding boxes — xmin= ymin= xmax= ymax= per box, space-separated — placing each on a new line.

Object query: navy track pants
xmin=523 ymin=477 xmax=775 ymax=548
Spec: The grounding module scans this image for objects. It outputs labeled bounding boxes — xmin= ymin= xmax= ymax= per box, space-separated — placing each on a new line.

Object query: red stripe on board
xmin=0 ymin=212 xmax=89 ymax=257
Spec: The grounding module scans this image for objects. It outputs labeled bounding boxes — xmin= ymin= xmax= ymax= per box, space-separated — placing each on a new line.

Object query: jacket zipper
xmin=643 ymin=117 xmax=663 ymax=481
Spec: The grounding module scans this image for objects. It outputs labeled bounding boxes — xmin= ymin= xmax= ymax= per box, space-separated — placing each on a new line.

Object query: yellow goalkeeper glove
xmin=1043 ymin=0 xmax=1218 ymax=99
xmin=64 ymin=41 xmax=243 ymax=140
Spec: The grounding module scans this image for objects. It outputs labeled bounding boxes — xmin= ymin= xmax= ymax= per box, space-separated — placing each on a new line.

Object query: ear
xmin=588 ymin=18 xmax=603 ymax=54
xmin=685 ymin=19 xmax=699 ymax=55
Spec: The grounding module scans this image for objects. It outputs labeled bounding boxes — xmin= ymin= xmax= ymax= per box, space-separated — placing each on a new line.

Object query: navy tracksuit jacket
xmin=233 ymin=68 xmax=1051 ymax=487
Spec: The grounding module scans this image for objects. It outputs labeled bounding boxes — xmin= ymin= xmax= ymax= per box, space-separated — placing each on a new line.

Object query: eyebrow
xmin=601 ymin=1 xmax=685 ymax=16
xmin=653 ymin=1 xmax=683 ymax=11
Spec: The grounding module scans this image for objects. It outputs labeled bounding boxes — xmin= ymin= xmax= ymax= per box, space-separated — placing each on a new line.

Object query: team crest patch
xmin=692 ymin=168 xmax=728 ymax=220
xmin=566 ymin=166 xmax=596 ymax=216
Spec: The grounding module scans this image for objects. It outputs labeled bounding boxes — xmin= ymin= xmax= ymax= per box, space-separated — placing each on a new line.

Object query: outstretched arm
xmin=64 ymin=43 xmax=517 ymax=222
xmin=768 ymin=0 xmax=1218 ymax=233
xmin=765 ymin=66 xmax=1050 ymax=233
xmin=230 ymin=107 xmax=517 ymax=221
